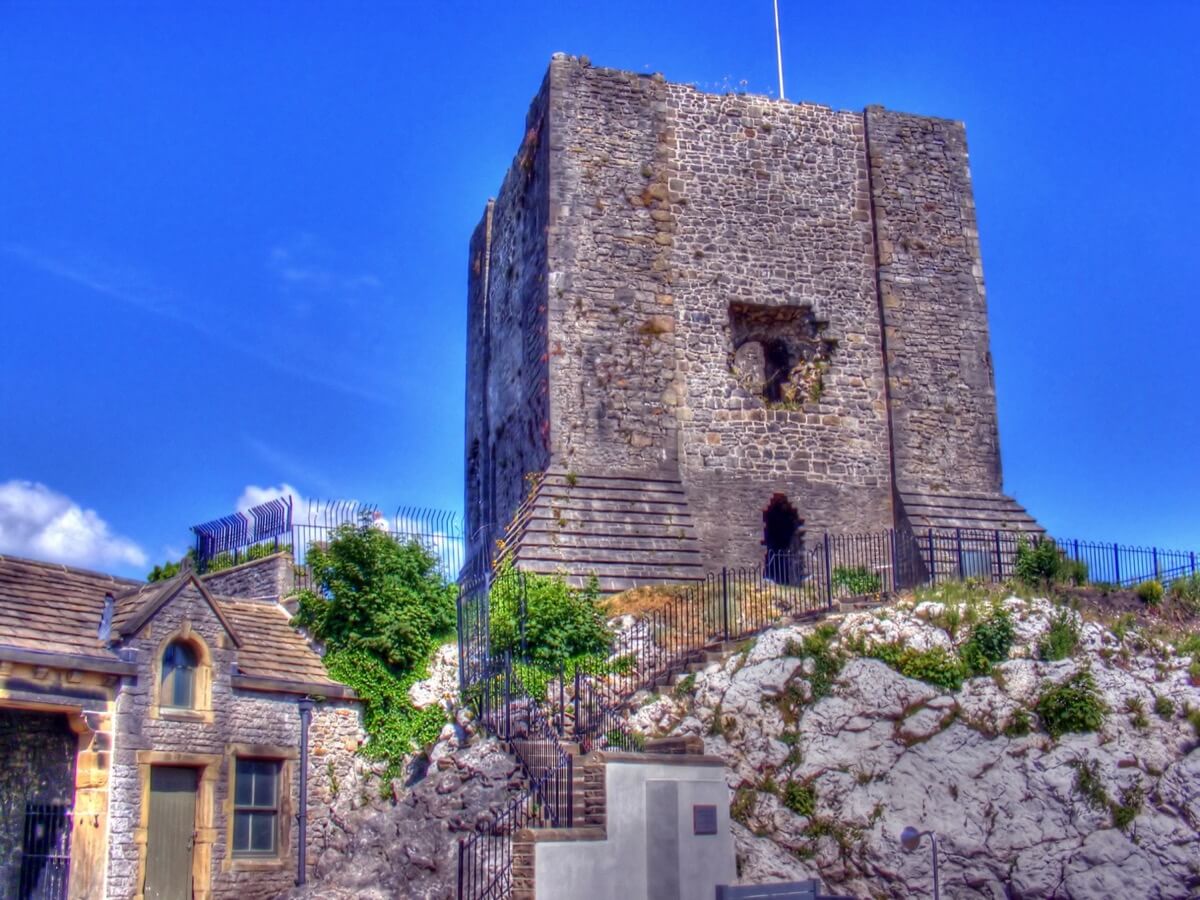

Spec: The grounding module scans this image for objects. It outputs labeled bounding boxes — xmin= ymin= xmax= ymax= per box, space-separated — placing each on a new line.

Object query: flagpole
xmin=773 ymin=0 xmax=786 ymax=101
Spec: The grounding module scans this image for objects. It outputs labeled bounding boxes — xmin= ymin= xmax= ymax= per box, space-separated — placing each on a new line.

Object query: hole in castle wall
xmin=763 ymin=493 xmax=804 ymax=584
xmin=728 ymin=303 xmax=834 ymax=407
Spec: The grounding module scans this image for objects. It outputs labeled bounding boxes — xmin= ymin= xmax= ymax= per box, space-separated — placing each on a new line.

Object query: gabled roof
xmin=0 ymin=554 xmax=139 ymax=662
xmin=110 ymin=573 xmax=243 ymax=648
xmin=0 ymin=553 xmax=348 ymax=696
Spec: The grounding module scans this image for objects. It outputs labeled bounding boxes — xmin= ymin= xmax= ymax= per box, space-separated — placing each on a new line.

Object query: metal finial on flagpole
xmin=773 ymin=0 xmax=786 ymax=101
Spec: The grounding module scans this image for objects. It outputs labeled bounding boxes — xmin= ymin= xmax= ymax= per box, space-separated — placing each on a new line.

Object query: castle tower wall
xmin=464 ymin=57 xmax=1039 ymax=579
xmin=663 ymin=81 xmax=895 ymax=565
xmin=544 ymin=62 xmax=680 ymax=474
xmin=464 ymin=76 xmax=553 ymax=567
xmin=865 ymin=108 xmax=1004 ymax=497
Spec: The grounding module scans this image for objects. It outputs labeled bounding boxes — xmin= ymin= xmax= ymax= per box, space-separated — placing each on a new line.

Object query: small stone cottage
xmin=0 ymin=551 xmax=362 ymax=900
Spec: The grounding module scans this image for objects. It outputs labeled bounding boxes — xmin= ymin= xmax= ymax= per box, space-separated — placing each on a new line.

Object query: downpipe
xmin=296 ymin=697 xmax=314 ymax=886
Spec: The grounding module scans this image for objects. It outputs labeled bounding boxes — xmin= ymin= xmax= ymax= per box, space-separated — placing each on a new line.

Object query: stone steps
xmin=897 ymin=490 xmax=1044 ymax=534
xmin=504 ymin=469 xmax=706 ymax=591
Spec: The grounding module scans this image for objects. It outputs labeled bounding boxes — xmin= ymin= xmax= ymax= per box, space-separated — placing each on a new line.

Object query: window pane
xmin=233 ymin=812 xmax=251 ymax=852
xmin=172 ymin=668 xmax=193 ymax=708
xmin=250 ymin=812 xmax=276 ymax=853
xmin=162 ymin=641 xmax=196 ymax=708
xmin=234 ymin=762 xmax=254 ymax=806
xmin=252 ymin=764 xmax=277 ymax=807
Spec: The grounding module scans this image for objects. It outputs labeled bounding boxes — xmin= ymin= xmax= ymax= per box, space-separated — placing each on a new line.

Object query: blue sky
xmin=1 ymin=1 xmax=1197 ymax=578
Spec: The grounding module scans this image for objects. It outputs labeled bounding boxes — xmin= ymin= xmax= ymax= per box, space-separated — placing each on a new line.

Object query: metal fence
xmin=19 ymin=803 xmax=72 ymax=900
xmin=191 ymin=496 xmax=465 ymax=586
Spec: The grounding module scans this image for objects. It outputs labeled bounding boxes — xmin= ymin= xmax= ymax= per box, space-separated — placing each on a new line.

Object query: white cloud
xmin=0 ymin=481 xmax=147 ymax=569
xmin=236 ymin=483 xmax=308 ymax=516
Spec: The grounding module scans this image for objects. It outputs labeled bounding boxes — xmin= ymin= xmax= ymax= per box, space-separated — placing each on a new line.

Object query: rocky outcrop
xmin=630 ymin=594 xmax=1200 ymax=898
xmin=290 ymin=731 xmax=522 ymax=899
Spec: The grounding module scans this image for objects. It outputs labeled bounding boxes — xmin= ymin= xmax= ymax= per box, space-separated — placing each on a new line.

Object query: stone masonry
xmin=465 ymin=55 xmax=1040 ymax=586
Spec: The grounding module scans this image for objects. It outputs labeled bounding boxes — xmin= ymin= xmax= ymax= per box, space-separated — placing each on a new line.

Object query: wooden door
xmin=143 ymin=767 xmax=197 ymax=900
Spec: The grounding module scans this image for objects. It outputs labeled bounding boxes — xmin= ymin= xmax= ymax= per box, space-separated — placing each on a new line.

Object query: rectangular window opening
xmin=233 ymin=758 xmax=281 ymax=857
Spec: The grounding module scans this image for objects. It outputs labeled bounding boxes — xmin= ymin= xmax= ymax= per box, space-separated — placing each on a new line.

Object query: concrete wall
xmin=0 ymin=709 xmax=77 ymax=898
xmin=533 ymin=756 xmax=734 ymax=900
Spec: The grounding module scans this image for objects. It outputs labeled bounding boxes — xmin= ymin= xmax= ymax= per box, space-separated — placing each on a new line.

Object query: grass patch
xmin=1039 ymin=608 xmax=1081 ymax=661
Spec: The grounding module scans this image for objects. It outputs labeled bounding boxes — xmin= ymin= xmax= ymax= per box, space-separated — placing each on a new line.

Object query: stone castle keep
xmin=465 ymin=55 xmax=1041 ymax=589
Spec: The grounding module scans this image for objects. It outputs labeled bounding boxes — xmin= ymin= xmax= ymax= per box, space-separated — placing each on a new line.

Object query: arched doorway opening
xmin=762 ymin=494 xmax=803 ymax=583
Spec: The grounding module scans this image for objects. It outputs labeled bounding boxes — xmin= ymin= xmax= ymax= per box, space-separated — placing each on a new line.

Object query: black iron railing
xmin=19 ymin=803 xmax=72 ymax=900
xmin=456 ymin=655 xmax=573 ymax=900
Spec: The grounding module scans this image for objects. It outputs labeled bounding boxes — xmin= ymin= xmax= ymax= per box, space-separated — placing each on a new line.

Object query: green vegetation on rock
xmin=1036 ymin=670 xmax=1106 ymax=738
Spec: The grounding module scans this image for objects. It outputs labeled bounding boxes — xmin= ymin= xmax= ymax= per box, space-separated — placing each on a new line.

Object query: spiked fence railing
xmin=192 ymin=495 xmax=464 ymax=584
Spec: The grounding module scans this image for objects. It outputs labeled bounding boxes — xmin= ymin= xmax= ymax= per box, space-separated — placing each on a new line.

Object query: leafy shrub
xmin=960 ymin=606 xmax=1015 ymax=675
xmin=730 ymin=786 xmax=757 ymax=825
xmin=1112 ymin=613 xmax=1136 ymax=643
xmin=831 ymin=566 xmax=882 ymax=596
xmin=1072 ymin=757 xmax=1108 ymax=811
xmin=868 ymin=643 xmax=966 ymax=692
xmin=1135 ymin=580 xmax=1164 ymax=605
xmin=1111 ymin=782 xmax=1144 ymax=831
xmin=1004 ymin=707 xmax=1032 ymax=737
xmin=1015 ymin=537 xmax=1062 ymax=586
xmin=1036 ymin=670 xmax=1107 ymax=738
xmin=324 ymin=648 xmax=447 ymax=778
xmin=1059 ymin=557 xmax=1089 ymax=586
xmin=290 ymin=525 xmax=457 ymax=775
xmin=782 ymin=780 xmax=816 ymax=817
xmin=1186 ymin=706 xmax=1200 ymax=738
xmin=293 ymin=524 xmax=455 ymax=674
xmin=1125 ymin=697 xmax=1149 ymax=730
xmin=488 ymin=563 xmax=610 ymax=669
xmin=1038 ymin=609 xmax=1081 ymax=661
xmin=1153 ymin=693 xmax=1175 ymax=719
xmin=785 ymin=623 xmax=843 ymax=703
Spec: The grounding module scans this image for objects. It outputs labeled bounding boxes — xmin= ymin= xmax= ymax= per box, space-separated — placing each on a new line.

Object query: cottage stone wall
xmin=106 ymin=585 xmax=363 ymax=899
xmin=0 ymin=709 xmax=77 ymax=898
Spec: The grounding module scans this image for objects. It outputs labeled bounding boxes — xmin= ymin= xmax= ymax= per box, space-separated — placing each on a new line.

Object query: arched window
xmin=161 ymin=641 xmax=198 ymax=709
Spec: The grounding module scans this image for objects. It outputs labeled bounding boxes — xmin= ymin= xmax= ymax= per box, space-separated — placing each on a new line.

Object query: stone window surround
xmin=133 ymin=749 xmax=222 ymax=900
xmin=148 ymin=623 xmax=214 ymax=725
xmin=221 ymin=742 xmax=298 ymax=873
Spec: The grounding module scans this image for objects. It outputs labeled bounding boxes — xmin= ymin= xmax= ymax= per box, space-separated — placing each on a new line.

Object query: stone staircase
xmin=896 ymin=489 xmax=1044 ymax=535
xmin=501 ymin=468 xmax=706 ymax=592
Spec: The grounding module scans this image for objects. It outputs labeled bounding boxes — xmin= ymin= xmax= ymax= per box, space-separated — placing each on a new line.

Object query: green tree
xmin=292 ymin=523 xmax=456 ymax=674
